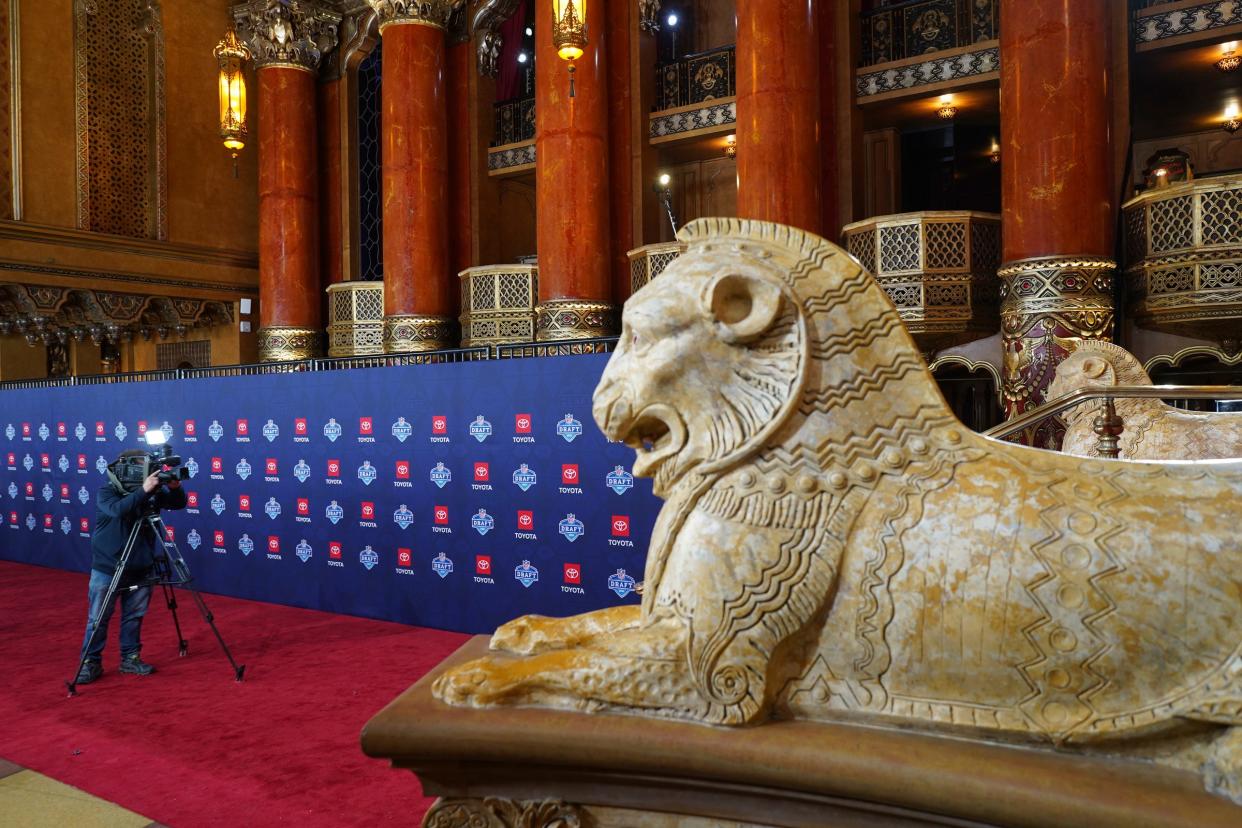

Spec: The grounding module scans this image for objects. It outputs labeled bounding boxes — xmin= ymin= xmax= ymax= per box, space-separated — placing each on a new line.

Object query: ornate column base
xmin=424 ymin=798 xmax=585 ymax=828
xmin=535 ymin=299 xmax=619 ymax=342
xmin=383 ymin=314 xmax=455 ymax=353
xmin=257 ymin=326 xmax=324 ymax=363
xmin=999 ymin=255 xmax=1115 ymax=445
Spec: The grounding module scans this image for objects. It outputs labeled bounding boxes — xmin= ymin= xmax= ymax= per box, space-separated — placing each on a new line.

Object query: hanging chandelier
xmin=214 ymin=26 xmax=250 ymax=167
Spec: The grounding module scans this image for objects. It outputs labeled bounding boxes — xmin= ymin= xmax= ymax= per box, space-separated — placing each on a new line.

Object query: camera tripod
xmin=66 ymin=504 xmax=245 ymax=696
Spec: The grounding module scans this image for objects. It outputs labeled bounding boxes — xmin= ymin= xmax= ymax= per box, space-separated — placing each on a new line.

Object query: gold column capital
xmin=368 ymin=0 xmax=463 ymax=33
xmin=257 ymin=325 xmax=323 ymax=362
xmin=233 ymin=0 xmax=342 ymax=73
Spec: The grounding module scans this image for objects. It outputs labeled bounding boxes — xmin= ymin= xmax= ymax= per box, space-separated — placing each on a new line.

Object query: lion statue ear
xmin=705 ymin=272 xmax=784 ymax=344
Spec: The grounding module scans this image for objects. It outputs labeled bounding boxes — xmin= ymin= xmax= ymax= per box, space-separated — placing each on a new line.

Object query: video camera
xmin=109 ymin=429 xmax=189 ymax=493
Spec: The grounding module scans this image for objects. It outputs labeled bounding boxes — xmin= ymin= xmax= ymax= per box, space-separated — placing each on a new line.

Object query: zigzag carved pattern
xmin=756 ymin=408 xmax=956 ymax=474
xmin=809 ymin=314 xmax=902 ymax=360
xmin=798 ymin=353 xmax=927 ymax=416
xmin=1075 ymin=476 xmax=1130 ymax=723
xmin=1014 ymin=479 xmax=1067 ymax=730
xmin=802 ymin=276 xmax=875 ymax=317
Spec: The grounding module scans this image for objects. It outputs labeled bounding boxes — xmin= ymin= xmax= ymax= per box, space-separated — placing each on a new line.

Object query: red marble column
xmin=999 ymin=0 xmax=1115 ymax=440
xmin=736 ymin=0 xmax=822 ymax=232
xmin=381 ymin=20 xmax=453 ymax=352
xmin=318 ymin=77 xmax=346 ymax=287
xmin=257 ymin=66 xmax=321 ymax=360
xmin=535 ymin=0 xmax=616 ymax=340
xmin=606 ymin=0 xmax=637 ymax=305
xmin=447 ymin=41 xmax=474 ymax=279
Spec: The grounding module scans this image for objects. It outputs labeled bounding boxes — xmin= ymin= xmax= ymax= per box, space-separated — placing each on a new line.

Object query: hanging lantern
xmin=552 ymin=0 xmax=587 ymax=96
xmin=214 ymin=27 xmax=250 ymax=161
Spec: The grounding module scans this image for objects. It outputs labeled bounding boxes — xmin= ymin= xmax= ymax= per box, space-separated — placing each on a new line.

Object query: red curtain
xmin=496 ymin=0 xmax=528 ymax=100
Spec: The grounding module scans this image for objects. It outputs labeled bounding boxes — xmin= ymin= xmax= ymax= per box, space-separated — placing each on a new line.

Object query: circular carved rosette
xmin=423 ymin=797 xmax=585 ymax=828
xmin=383 ymin=314 xmax=455 ymax=353
xmin=535 ymin=300 xmax=618 ymax=342
xmin=257 ymin=326 xmax=324 ymax=363
xmin=998 ymin=256 xmax=1116 ymax=444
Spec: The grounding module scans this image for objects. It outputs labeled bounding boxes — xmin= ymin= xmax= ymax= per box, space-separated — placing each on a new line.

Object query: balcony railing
xmin=656 ymin=44 xmax=735 ymax=111
xmin=493 ymin=95 xmax=535 ymax=147
xmin=860 ymin=0 xmax=999 ymax=67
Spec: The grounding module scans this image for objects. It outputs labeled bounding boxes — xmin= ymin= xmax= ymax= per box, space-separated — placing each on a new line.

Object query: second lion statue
xmin=433 ymin=218 xmax=1242 ymax=803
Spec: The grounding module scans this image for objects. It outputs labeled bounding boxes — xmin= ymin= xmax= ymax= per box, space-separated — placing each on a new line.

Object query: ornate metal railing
xmin=628 ymin=242 xmax=685 ymax=294
xmin=656 ymin=44 xmax=735 ymax=111
xmin=984 ymin=384 xmax=1242 ymax=456
xmin=492 ymin=95 xmax=535 ymax=147
xmin=860 ymin=0 xmax=999 ymax=67
xmin=842 ymin=211 xmax=1002 ymax=352
xmin=1122 ymin=173 xmax=1242 ymax=347
xmin=495 ymin=336 xmax=618 ymax=359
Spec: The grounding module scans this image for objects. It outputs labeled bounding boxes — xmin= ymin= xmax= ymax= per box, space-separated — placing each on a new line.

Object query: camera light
xmin=145 ymin=429 xmax=167 ymax=446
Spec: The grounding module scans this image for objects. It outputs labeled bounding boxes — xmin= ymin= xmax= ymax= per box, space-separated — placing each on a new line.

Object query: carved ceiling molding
xmin=0 ymin=283 xmax=234 ymax=346
xmin=639 ymin=0 xmax=660 ymax=33
xmin=367 ymin=0 xmax=464 ymax=33
xmin=471 ymin=0 xmax=520 ymax=77
xmin=233 ymin=0 xmax=342 ymax=72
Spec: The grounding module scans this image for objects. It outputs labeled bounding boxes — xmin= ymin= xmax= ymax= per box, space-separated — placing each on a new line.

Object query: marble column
xmin=535 ymin=0 xmax=616 ymax=341
xmin=235 ymin=0 xmax=341 ymax=362
xmin=371 ymin=1 xmax=457 ymax=353
xmin=736 ymin=0 xmax=821 ymax=231
xmin=999 ymin=0 xmax=1115 ymax=439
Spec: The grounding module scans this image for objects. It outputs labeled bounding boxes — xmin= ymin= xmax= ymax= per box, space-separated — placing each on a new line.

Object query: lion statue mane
xmin=1048 ymin=339 xmax=1242 ymax=460
xmin=434 ymin=218 xmax=1242 ymax=802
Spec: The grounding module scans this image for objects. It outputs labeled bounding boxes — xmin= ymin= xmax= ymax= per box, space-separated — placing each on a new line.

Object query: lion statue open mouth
xmin=434 ymin=218 xmax=1242 ymax=804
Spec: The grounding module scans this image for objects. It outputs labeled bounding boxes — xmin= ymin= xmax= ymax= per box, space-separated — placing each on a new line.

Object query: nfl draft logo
xmin=185 ymin=457 xmax=199 ymax=477
xmin=471 ymin=508 xmax=494 ymax=536
xmin=264 ymin=497 xmax=281 ymax=519
xmin=38 ymin=423 xmax=50 ymax=441
xmin=58 ymin=455 xmax=69 ymax=473
xmin=293 ymin=460 xmax=311 ymax=482
xmin=323 ymin=418 xmax=342 ymax=442
xmin=430 ymin=461 xmax=451 ymax=488
xmin=95 ymin=456 xmax=108 ymax=474
xmin=25 ymin=514 xmax=36 ymax=531
xmin=262 ymin=419 xmax=280 ymax=442
xmin=187 ymin=529 xmax=202 ymax=550
xmin=469 ymin=415 xmax=492 ymax=442
xmin=238 ymin=534 xmax=255 ymax=556
xmin=606 ymin=465 xmax=634 ymax=495
xmin=608 ymin=569 xmax=637 ymax=598
xmin=5 ymin=424 xmax=15 ymax=440
xmin=211 ymin=494 xmax=226 ymax=515
xmin=208 ymin=420 xmax=224 ymax=441
xmin=357 ymin=461 xmax=377 ymax=486
xmin=61 ymin=517 xmax=72 ymax=534
xmin=235 ymin=458 xmax=252 ymax=480
xmin=6 ymin=482 xmax=15 ymax=499
xmin=557 ymin=414 xmax=583 ymax=442
xmin=391 ymin=417 xmax=412 ymax=442
xmin=114 ymin=422 xmax=128 ymax=441
xmin=360 ymin=545 xmax=379 ymax=571
xmin=432 ymin=552 xmax=453 ymax=578
xmin=78 ymin=486 xmax=90 ymax=505
xmin=22 ymin=454 xmax=32 ymax=471
xmin=393 ymin=504 xmax=414 ymax=530
xmin=325 ymin=500 xmax=344 ymax=524
xmin=514 ymin=560 xmax=539 ymax=588
xmin=512 ymin=463 xmax=537 ymax=491
xmin=41 ymin=484 xmax=52 ymax=501
xmin=558 ymin=513 xmax=584 ymax=542
xmin=74 ymin=423 xmax=87 ymax=441
xmin=296 ymin=540 xmax=312 ymax=563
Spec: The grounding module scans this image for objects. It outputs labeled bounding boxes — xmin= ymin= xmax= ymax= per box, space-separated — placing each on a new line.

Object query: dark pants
xmin=79 ymin=568 xmax=151 ymax=663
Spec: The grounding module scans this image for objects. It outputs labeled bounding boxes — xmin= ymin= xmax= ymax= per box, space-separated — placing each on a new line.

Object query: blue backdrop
xmin=0 ymin=354 xmax=657 ymax=634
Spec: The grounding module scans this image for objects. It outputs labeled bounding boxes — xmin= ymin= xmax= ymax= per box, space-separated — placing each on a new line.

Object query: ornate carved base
xmin=535 ymin=299 xmax=618 ymax=342
xmin=999 ymin=255 xmax=1115 ymax=446
xmin=383 ymin=314 xmax=455 ymax=353
xmin=257 ymin=326 xmax=323 ymax=362
xmin=424 ymin=798 xmax=585 ymax=828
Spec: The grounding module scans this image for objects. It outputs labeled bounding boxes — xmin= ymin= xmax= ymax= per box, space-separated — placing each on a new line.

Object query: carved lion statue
xmin=1047 ymin=340 xmax=1242 ymax=460
xmin=434 ymin=218 xmax=1242 ymax=803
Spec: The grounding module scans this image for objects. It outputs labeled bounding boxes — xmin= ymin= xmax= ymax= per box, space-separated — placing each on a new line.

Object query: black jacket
xmin=91 ymin=483 xmax=187 ymax=576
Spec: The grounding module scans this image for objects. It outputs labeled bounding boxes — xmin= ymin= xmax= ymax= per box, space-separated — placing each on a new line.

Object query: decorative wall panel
xmin=73 ymin=0 xmax=166 ymax=239
xmin=861 ymin=0 xmax=997 ymax=67
xmin=656 ymin=44 xmax=734 ymax=111
xmin=1133 ymin=1 xmax=1242 ymax=47
xmin=357 ymin=42 xmax=383 ymax=281
xmin=856 ymin=44 xmax=998 ymax=99
xmin=0 ymin=0 xmax=13 ymax=221
xmin=156 ymin=339 xmax=210 ymax=369
xmin=493 ymin=96 xmax=534 ymax=146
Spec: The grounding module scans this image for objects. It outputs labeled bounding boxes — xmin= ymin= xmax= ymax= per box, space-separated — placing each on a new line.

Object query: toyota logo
xmin=565 ymin=567 xmax=579 ymax=579
xmin=436 ymin=508 xmax=447 ymax=520
xmin=478 ymin=559 xmax=490 ymax=571
xmin=519 ymin=515 xmax=532 ymax=527
xmin=268 ymin=538 xmax=279 ymax=550
xmin=613 ymin=520 xmax=627 ymax=532
xmin=397 ymin=463 xmax=408 ymax=475
xmin=564 ymin=468 xmax=577 ymax=480
xmin=363 ymin=506 xmax=374 ymax=517
xmin=517 ymin=417 xmax=530 ymax=429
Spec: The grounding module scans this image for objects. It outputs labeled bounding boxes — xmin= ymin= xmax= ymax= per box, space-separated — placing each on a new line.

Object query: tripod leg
xmin=148 ymin=514 xmax=246 ymax=682
xmin=160 ymin=582 xmax=189 ymax=656
xmin=67 ymin=519 xmax=143 ymax=697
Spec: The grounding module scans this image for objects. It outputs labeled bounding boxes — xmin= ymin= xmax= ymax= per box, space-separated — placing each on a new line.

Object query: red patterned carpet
xmin=0 ymin=560 xmax=468 ymax=826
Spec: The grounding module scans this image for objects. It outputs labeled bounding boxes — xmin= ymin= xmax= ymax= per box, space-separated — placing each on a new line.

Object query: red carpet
xmin=0 ymin=560 xmax=468 ymax=826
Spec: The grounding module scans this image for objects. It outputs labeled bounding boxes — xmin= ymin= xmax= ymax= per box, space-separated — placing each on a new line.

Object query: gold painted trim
xmin=1144 ymin=345 xmax=1242 ymax=373
xmin=7 ymin=0 xmax=20 ymax=220
xmin=928 ymin=354 xmax=1003 ymax=405
xmin=383 ymin=313 xmax=454 ymax=353
xmin=257 ymin=61 xmax=317 ymax=74
xmin=841 ymin=210 xmax=1001 ymax=235
xmin=0 ymin=220 xmax=257 ymax=268
xmin=536 ymin=299 xmax=618 ymax=341
xmin=377 ymin=18 xmax=446 ymax=33
xmin=257 ymin=325 xmax=323 ymax=362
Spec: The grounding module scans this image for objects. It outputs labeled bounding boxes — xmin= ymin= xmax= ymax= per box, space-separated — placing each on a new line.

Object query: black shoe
xmin=118 ymin=653 xmax=155 ymax=676
xmin=76 ymin=661 xmax=103 ymax=685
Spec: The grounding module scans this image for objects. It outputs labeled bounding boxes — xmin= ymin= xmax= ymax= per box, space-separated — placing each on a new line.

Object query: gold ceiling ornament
xmin=367 ymin=0 xmax=465 ymax=33
xmin=552 ymin=0 xmax=587 ymax=96
xmin=232 ymin=0 xmax=341 ymax=73
xmin=213 ymin=26 xmax=249 ymax=167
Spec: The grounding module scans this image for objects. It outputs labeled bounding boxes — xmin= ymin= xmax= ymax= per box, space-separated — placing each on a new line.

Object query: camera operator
xmin=75 ymin=449 xmax=187 ymax=684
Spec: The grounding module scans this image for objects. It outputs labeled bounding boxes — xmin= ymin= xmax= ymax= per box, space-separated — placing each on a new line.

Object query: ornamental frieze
xmin=233 ymin=0 xmax=342 ymax=72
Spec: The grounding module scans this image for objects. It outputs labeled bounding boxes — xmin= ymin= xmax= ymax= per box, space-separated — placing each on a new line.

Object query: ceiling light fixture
xmin=937 ymin=94 xmax=957 ymax=120
xmin=1217 ymin=42 xmax=1240 ymax=72
xmin=1225 ymin=102 xmax=1241 ymax=134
